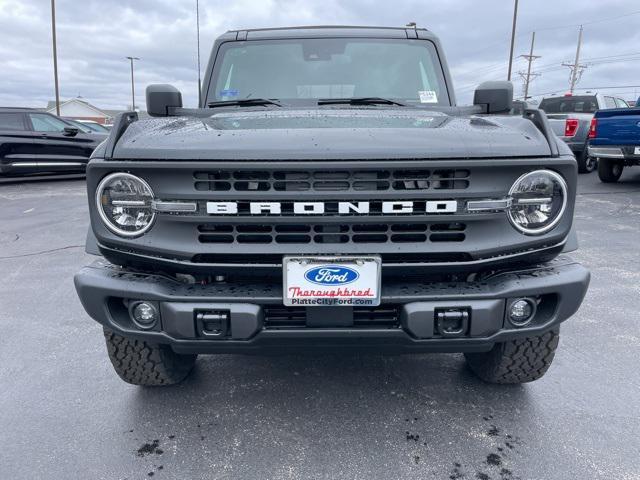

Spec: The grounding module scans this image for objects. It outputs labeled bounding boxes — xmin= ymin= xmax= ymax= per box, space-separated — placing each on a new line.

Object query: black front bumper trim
xmin=74 ymin=256 xmax=590 ymax=354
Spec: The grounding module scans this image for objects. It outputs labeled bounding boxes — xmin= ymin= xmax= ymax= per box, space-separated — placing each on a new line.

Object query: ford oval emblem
xmin=304 ymin=265 xmax=359 ymax=286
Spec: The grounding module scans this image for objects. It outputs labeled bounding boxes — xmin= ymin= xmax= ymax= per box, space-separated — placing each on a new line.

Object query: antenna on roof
xmin=406 ymin=22 xmax=417 ymax=28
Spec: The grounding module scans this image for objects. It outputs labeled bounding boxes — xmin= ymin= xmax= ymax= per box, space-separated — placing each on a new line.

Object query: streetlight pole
xmin=51 ymin=0 xmax=60 ymax=116
xmin=507 ymin=0 xmax=519 ymax=82
xmin=196 ymin=0 xmax=202 ymax=106
xmin=126 ymin=56 xmax=140 ymax=111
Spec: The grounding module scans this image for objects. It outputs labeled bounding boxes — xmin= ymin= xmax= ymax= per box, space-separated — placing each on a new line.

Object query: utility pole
xmin=563 ymin=25 xmax=587 ymax=94
xmin=507 ymin=0 xmax=519 ymax=81
xmin=126 ymin=56 xmax=140 ymax=111
xmin=518 ymin=32 xmax=541 ymax=100
xmin=196 ymin=0 xmax=202 ymax=106
xmin=50 ymin=0 xmax=60 ymax=116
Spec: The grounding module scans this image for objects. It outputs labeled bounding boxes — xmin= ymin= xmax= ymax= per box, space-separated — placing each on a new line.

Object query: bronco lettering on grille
xmin=206 ymin=201 xmax=458 ymax=215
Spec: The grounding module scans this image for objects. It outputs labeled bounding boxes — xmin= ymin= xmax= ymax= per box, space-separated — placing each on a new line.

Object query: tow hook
xmin=196 ymin=310 xmax=230 ymax=338
xmin=435 ymin=308 xmax=470 ymax=337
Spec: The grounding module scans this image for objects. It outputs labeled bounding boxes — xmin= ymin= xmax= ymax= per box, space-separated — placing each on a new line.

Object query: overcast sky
xmin=1 ymin=0 xmax=639 ymax=111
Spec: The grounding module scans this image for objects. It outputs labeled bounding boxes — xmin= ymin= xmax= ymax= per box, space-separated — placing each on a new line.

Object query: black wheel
xmin=577 ymin=149 xmax=597 ymax=173
xmin=103 ymin=329 xmax=197 ymax=386
xmin=464 ymin=329 xmax=559 ymax=384
xmin=597 ymin=159 xmax=624 ymax=183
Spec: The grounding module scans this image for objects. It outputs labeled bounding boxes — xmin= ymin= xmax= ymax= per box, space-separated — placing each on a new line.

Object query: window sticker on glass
xmin=219 ymin=89 xmax=239 ymax=98
xmin=419 ymin=90 xmax=438 ymax=103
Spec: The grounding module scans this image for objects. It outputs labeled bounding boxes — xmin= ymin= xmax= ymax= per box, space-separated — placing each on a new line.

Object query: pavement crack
xmin=0 ymin=245 xmax=83 ymax=260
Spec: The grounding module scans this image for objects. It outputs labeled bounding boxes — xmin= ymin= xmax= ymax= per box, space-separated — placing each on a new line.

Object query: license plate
xmin=635 ymin=147 xmax=640 ymax=155
xmin=283 ymin=256 xmax=381 ymax=307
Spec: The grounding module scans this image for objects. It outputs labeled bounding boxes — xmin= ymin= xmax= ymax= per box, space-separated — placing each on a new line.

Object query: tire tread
xmin=464 ymin=330 xmax=559 ymax=384
xmin=103 ymin=329 xmax=196 ymax=386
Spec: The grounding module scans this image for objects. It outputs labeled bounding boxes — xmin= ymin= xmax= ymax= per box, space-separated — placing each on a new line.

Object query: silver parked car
xmin=539 ymin=93 xmax=629 ymax=173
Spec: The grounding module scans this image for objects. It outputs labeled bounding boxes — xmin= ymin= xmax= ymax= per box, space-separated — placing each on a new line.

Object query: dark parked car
xmin=0 ymin=107 xmax=107 ymax=175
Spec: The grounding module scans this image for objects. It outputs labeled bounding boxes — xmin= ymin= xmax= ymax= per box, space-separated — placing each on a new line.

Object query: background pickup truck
xmin=588 ymin=106 xmax=640 ymax=183
xmin=539 ymin=93 xmax=630 ymax=173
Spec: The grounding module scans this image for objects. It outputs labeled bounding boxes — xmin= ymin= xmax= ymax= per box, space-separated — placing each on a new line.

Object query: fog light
xmin=130 ymin=301 xmax=159 ymax=329
xmin=508 ymin=298 xmax=535 ymax=326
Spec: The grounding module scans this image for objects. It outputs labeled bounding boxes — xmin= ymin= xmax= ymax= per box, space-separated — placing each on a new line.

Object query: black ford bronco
xmin=74 ymin=26 xmax=590 ymax=386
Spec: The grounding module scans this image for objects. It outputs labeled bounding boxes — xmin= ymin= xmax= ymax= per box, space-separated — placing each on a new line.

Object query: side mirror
xmin=473 ymin=81 xmax=513 ymax=114
xmin=63 ymin=126 xmax=79 ymax=136
xmin=146 ymin=84 xmax=183 ymax=117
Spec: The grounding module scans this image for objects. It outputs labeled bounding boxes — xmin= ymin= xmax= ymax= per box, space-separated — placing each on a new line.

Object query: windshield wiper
xmin=317 ymin=97 xmax=409 ymax=107
xmin=207 ymin=98 xmax=282 ymax=108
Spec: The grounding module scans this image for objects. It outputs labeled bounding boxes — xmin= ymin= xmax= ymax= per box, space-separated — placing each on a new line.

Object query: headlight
xmin=96 ymin=173 xmax=155 ymax=237
xmin=507 ymin=170 xmax=567 ymax=235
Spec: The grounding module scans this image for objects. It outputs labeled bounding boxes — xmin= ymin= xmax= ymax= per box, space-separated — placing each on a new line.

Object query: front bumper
xmin=74 ymin=256 xmax=590 ymax=354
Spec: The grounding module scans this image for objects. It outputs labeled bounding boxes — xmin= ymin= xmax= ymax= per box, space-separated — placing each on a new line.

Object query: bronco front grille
xmin=197 ymin=222 xmax=466 ymax=244
xmin=194 ymin=168 xmax=470 ymax=192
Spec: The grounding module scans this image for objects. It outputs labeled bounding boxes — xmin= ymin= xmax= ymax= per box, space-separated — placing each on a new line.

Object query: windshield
xmin=208 ymin=38 xmax=450 ymax=106
xmin=539 ymin=96 xmax=598 ymax=114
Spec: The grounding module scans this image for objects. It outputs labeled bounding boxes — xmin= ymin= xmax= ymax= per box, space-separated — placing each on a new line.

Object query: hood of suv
xmin=112 ymin=109 xmax=552 ymax=160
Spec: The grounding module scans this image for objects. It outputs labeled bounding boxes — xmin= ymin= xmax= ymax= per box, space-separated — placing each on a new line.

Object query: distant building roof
xmin=45 ymin=98 xmax=148 ymax=123
xmin=102 ymin=109 xmax=150 ymax=120
xmin=46 ymin=97 xmax=113 ymax=117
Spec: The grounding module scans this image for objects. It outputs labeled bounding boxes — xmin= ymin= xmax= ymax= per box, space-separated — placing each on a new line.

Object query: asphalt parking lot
xmin=1 ymin=170 xmax=639 ymax=480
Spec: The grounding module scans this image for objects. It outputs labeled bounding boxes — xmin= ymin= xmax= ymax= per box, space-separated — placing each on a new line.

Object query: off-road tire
xmin=104 ymin=329 xmax=197 ymax=386
xmin=597 ymin=159 xmax=623 ymax=183
xmin=464 ymin=329 xmax=559 ymax=384
xmin=577 ymin=149 xmax=596 ymax=174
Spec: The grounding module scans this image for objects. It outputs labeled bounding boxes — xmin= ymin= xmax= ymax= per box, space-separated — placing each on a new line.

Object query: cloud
xmin=1 ymin=0 xmax=639 ymax=110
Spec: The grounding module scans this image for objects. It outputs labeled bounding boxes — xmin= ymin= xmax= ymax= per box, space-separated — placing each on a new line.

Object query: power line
xmin=456 ymin=54 xmax=640 ymax=94
xmin=580 ymin=51 xmax=640 ymax=62
xmin=530 ymin=56 xmax=640 ymax=76
xmin=462 ymin=32 xmax=529 ymax=59
xmin=531 ymin=51 xmax=640 ymax=73
xmin=531 ymin=9 xmax=640 ymax=33
xmin=457 ymin=60 xmax=522 ymax=81
xmin=455 ymin=59 xmax=526 ymax=92
xmin=455 ymin=9 xmax=640 ymax=97
xmin=461 ymin=9 xmax=640 ymax=60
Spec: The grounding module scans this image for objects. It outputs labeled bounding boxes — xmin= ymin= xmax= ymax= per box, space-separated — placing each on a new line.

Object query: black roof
xmin=229 ymin=25 xmax=428 ymax=32
xmin=225 ymin=25 xmax=433 ymax=40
